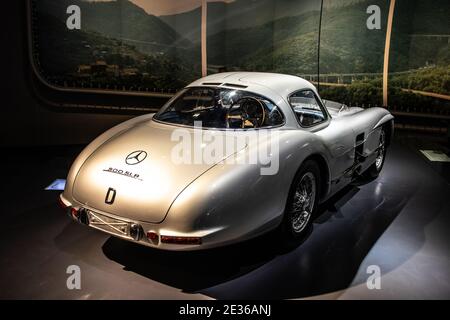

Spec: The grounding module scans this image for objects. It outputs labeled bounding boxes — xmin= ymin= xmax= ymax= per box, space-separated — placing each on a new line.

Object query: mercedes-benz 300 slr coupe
xmin=60 ymin=72 xmax=394 ymax=250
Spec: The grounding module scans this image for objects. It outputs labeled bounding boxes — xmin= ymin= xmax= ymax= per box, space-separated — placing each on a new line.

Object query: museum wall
xmin=2 ymin=0 xmax=449 ymax=147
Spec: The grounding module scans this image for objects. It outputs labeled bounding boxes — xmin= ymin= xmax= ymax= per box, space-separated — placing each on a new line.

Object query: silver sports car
xmin=60 ymin=72 xmax=394 ymax=250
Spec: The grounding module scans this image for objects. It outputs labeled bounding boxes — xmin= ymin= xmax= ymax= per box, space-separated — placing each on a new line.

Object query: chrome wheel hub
xmin=375 ymin=130 xmax=386 ymax=170
xmin=290 ymin=172 xmax=316 ymax=233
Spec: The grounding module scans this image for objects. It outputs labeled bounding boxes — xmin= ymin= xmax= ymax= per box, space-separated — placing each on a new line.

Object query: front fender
xmin=373 ymin=112 xmax=395 ymax=130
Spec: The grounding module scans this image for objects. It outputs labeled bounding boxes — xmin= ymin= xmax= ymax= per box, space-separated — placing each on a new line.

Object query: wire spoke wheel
xmin=375 ymin=130 xmax=386 ymax=171
xmin=290 ymin=172 xmax=316 ymax=233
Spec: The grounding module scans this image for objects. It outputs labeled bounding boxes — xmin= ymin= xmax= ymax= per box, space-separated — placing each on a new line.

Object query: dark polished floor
xmin=0 ymin=136 xmax=449 ymax=299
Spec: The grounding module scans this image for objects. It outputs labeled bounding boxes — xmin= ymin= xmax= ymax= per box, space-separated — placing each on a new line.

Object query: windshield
xmin=154 ymin=87 xmax=284 ymax=129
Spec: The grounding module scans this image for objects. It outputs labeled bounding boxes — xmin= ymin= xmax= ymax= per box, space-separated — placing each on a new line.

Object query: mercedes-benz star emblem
xmin=125 ymin=150 xmax=147 ymax=165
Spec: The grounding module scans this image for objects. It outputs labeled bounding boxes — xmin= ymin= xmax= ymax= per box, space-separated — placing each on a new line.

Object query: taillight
xmin=130 ymin=224 xmax=143 ymax=241
xmin=160 ymin=235 xmax=202 ymax=245
xmin=70 ymin=207 xmax=79 ymax=219
xmin=146 ymin=231 xmax=159 ymax=241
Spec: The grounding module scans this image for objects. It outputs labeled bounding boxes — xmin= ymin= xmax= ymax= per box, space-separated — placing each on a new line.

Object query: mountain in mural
xmin=158 ymin=0 xmax=389 ymax=74
xmin=34 ymin=11 xmax=195 ymax=89
xmin=206 ymin=9 xmax=321 ymax=74
xmin=160 ymin=0 xmax=321 ymax=43
xmin=205 ymin=0 xmax=449 ymax=74
xmin=36 ymin=0 xmax=188 ymax=54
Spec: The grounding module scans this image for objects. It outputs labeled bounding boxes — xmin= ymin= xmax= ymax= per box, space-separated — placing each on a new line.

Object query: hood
xmin=72 ymin=120 xmax=246 ymax=223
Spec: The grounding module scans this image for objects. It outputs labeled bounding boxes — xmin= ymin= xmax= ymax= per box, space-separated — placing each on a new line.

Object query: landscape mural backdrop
xmin=31 ymin=0 xmax=450 ymax=112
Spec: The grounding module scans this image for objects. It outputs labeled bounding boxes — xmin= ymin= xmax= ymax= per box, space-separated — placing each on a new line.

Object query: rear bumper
xmin=60 ymin=193 xmax=240 ymax=251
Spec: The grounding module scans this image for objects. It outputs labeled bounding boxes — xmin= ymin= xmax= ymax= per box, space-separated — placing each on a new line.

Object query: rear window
xmin=155 ymin=87 xmax=284 ymax=129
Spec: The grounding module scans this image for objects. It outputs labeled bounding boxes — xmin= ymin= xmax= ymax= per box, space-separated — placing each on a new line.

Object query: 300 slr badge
xmin=102 ymin=167 xmax=142 ymax=181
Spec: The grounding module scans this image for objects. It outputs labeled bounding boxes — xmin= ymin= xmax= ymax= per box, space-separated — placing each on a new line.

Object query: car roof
xmin=186 ymin=72 xmax=318 ymax=100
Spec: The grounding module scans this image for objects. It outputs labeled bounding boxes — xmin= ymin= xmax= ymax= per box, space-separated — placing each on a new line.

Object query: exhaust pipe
xmin=130 ymin=223 xmax=144 ymax=241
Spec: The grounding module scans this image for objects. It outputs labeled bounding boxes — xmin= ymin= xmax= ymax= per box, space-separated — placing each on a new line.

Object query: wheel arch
xmin=291 ymin=153 xmax=330 ymax=203
xmin=373 ymin=113 xmax=394 ymax=147
xmin=279 ymin=152 xmax=330 ymax=243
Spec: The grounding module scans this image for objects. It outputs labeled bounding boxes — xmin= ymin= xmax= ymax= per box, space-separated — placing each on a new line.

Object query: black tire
xmin=280 ymin=160 xmax=321 ymax=247
xmin=364 ymin=127 xmax=387 ymax=179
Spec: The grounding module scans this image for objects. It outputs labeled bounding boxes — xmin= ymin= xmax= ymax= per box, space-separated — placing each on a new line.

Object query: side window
xmin=289 ymin=90 xmax=327 ymax=127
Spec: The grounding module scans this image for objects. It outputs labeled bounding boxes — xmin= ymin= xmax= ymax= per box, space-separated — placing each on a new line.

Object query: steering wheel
xmin=226 ymin=97 xmax=266 ymax=129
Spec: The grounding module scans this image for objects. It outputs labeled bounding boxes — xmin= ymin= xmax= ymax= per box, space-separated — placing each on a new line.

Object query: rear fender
xmin=63 ymin=114 xmax=155 ymax=199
